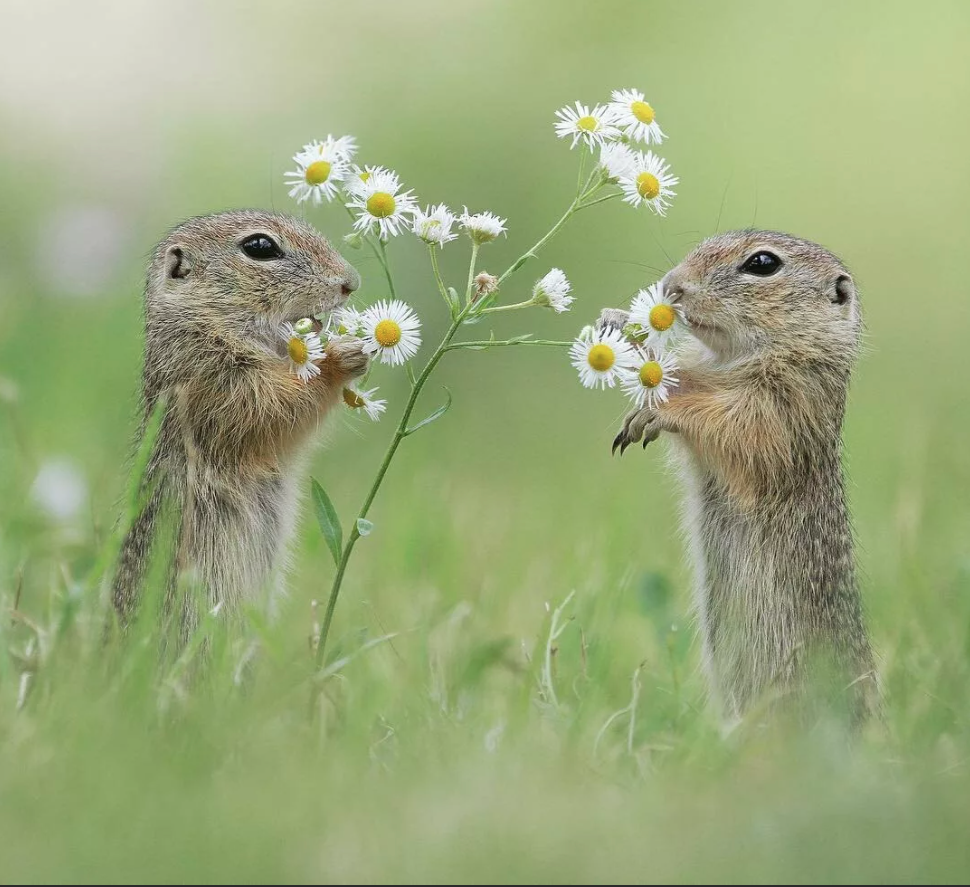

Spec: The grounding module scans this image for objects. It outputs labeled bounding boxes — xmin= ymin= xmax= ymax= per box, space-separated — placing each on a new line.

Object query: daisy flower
xmin=460 ymin=207 xmax=507 ymax=244
xmin=554 ymin=101 xmax=621 ymax=150
xmin=569 ymin=326 xmax=637 ymax=390
xmin=282 ymin=323 xmax=325 ymax=383
xmin=284 ymin=137 xmax=351 ymax=205
xmin=360 ymin=299 xmax=422 ymax=366
xmin=344 ymin=164 xmax=387 ymax=196
xmin=618 ymin=151 xmax=678 ymax=216
xmin=599 ymin=142 xmax=637 ymax=182
xmin=628 ymin=282 xmax=684 ymax=350
xmin=412 ymin=203 xmax=458 ymax=247
xmin=333 ymin=306 xmax=365 ymax=337
xmin=330 ymin=134 xmax=358 ymax=162
xmin=532 ymin=268 xmax=573 ymax=313
xmin=621 ymin=349 xmax=680 ymax=409
xmin=346 ymin=168 xmax=418 ymax=240
xmin=343 ymin=385 xmax=387 ymax=422
xmin=608 ymin=89 xmax=666 ymax=145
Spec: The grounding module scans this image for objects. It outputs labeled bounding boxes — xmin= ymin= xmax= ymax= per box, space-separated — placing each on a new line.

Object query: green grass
xmin=3 ymin=0 xmax=970 ymax=882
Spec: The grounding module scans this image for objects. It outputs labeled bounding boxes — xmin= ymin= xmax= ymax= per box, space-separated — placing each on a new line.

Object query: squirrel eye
xmin=240 ymin=234 xmax=284 ymax=261
xmin=740 ymin=250 xmax=783 ymax=276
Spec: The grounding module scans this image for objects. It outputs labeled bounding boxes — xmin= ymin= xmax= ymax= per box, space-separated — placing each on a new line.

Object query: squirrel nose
xmin=341 ymin=264 xmax=361 ymax=297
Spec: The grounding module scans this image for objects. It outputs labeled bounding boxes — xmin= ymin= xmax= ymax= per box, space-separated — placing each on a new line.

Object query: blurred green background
xmin=2 ymin=0 xmax=970 ymax=883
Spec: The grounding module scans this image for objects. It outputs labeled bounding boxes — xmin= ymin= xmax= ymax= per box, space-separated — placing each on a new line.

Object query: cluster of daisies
xmin=280 ymin=86 xmax=681 ymax=421
xmin=554 ymin=87 xmax=678 ymax=216
xmin=570 ymin=282 xmax=685 ymax=410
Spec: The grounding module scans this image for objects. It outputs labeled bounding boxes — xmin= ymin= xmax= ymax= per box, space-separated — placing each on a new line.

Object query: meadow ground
xmin=2 ymin=1 xmax=970 ymax=882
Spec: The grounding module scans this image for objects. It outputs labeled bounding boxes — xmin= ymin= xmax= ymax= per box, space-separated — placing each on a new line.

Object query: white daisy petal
xmin=621 ymin=348 xmax=680 ymax=409
xmin=459 ymin=207 xmax=507 ymax=244
xmin=282 ymin=323 xmax=326 ymax=383
xmin=343 ymin=385 xmax=387 ymax=422
xmin=618 ymin=150 xmax=678 ymax=216
xmin=628 ymin=282 xmax=684 ymax=351
xmin=569 ymin=326 xmax=638 ymax=390
xmin=284 ymin=137 xmax=351 ymax=205
xmin=360 ymin=299 xmax=422 ymax=366
xmin=532 ymin=268 xmax=573 ymax=313
xmin=333 ymin=306 xmax=365 ymax=337
xmin=412 ymin=203 xmax=458 ymax=247
xmin=554 ymin=101 xmax=622 ymax=150
xmin=608 ymin=89 xmax=666 ymax=145
xmin=346 ymin=168 xmax=419 ymax=240
xmin=599 ymin=142 xmax=638 ymax=182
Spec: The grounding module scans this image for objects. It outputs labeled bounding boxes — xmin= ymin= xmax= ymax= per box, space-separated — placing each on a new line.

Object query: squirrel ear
xmin=833 ymin=274 xmax=854 ymax=306
xmin=165 ymin=245 xmax=193 ymax=280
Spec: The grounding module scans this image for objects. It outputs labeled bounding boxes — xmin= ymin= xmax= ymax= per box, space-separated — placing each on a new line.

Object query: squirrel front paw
xmin=597 ymin=308 xmax=631 ymax=335
xmin=323 ymin=335 xmax=370 ymax=379
xmin=612 ymin=407 xmax=662 ymax=455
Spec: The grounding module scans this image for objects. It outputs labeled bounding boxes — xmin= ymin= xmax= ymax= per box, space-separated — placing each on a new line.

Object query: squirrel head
xmin=146 ymin=210 xmax=360 ymax=350
xmin=663 ymin=230 xmax=860 ymax=372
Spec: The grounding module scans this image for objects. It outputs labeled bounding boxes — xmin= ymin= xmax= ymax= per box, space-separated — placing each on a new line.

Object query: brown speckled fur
xmin=603 ymin=230 xmax=878 ymax=724
xmin=114 ymin=211 xmax=366 ymax=631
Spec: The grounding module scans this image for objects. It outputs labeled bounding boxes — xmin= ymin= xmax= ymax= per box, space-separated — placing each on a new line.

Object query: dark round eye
xmin=740 ymin=251 xmax=783 ymax=276
xmin=240 ymin=234 xmax=283 ymax=260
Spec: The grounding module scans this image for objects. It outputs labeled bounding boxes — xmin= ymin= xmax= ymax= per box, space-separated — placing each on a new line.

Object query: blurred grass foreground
xmin=2 ymin=1 xmax=970 ymax=883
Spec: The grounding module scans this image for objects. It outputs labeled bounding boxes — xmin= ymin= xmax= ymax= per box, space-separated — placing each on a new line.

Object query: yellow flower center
xmin=587 ymin=343 xmax=615 ymax=372
xmin=631 ymin=100 xmax=655 ymax=124
xmin=359 ymin=170 xmax=371 ymax=183
xmin=576 ymin=115 xmax=598 ymax=132
xmin=305 ymin=160 xmax=331 ymax=186
xmin=374 ymin=319 xmax=402 ymax=348
xmin=367 ymin=192 xmax=396 ymax=218
xmin=288 ymin=337 xmax=309 ymax=365
xmin=648 ymin=304 xmax=676 ymax=332
xmin=636 ymin=172 xmax=661 ymax=200
xmin=639 ymin=361 xmax=664 ymax=388
xmin=343 ymin=388 xmax=365 ymax=408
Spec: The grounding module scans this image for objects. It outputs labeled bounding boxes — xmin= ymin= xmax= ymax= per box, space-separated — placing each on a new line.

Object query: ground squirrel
xmin=113 ymin=210 xmax=366 ymax=631
xmin=602 ymin=230 xmax=878 ymax=724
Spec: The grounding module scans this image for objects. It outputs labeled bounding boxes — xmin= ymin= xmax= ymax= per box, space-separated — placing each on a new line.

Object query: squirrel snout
xmin=341 ymin=264 xmax=361 ymax=297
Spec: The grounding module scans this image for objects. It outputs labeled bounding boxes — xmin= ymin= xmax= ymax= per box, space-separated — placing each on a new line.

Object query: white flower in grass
xmin=621 ymin=348 xmax=679 ymax=409
xmin=330 ymin=134 xmax=358 ymax=162
xmin=460 ymin=207 xmax=507 ymax=244
xmin=284 ymin=137 xmax=351 ymax=205
xmin=343 ymin=385 xmax=387 ymax=422
xmin=569 ymin=326 xmax=637 ymax=390
xmin=361 ymin=299 xmax=422 ymax=365
xmin=619 ymin=151 xmax=678 ymax=216
xmin=412 ymin=203 xmax=457 ymax=247
xmin=282 ymin=323 xmax=325 ymax=382
xmin=628 ymin=282 xmax=684 ymax=351
xmin=599 ymin=142 xmax=637 ymax=182
xmin=608 ymin=89 xmax=666 ymax=145
xmin=347 ymin=168 xmax=418 ymax=240
xmin=554 ymin=101 xmax=621 ymax=150
xmin=532 ymin=268 xmax=573 ymax=313
xmin=333 ymin=306 xmax=365 ymax=336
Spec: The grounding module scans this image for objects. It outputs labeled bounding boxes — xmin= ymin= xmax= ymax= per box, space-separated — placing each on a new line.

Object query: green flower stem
xmin=405 ymin=362 xmax=417 ymax=388
xmin=577 ymin=191 xmax=619 ymax=210
xmin=464 ymin=242 xmax=481 ymax=306
xmin=480 ymin=299 xmax=536 ymax=315
xmin=496 ymin=199 xmax=579 ymax=289
xmin=445 ymin=339 xmax=572 ymax=350
xmin=315 ymin=305 xmax=471 ymax=667
xmin=377 ymin=239 xmax=397 ymax=299
xmin=576 ymin=143 xmax=588 ymax=196
xmin=428 ymin=245 xmax=453 ymax=315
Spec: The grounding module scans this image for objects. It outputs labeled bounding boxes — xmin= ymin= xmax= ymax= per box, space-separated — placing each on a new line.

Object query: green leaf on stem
xmin=311 ymin=478 xmax=343 ymax=566
xmin=404 ymin=387 xmax=452 ymax=436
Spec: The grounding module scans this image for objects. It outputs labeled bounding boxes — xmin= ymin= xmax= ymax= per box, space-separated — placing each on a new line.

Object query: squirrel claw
xmin=613 ymin=407 xmax=662 ymax=454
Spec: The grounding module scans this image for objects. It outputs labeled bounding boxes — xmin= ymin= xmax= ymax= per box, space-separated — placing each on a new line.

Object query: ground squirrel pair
xmin=114 ymin=213 xmax=876 ymax=723
xmin=601 ymin=229 xmax=878 ymax=724
xmin=114 ymin=211 xmax=366 ymax=630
